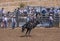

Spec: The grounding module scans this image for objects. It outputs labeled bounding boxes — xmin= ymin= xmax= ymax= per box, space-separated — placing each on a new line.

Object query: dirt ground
xmin=0 ymin=27 xmax=60 ymax=41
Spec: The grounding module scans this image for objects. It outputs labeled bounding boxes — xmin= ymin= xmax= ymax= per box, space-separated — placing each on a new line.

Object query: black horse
xmin=21 ymin=19 xmax=40 ymax=36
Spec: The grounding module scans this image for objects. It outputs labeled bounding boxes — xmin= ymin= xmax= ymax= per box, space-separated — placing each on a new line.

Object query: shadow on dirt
xmin=20 ymin=35 xmax=32 ymax=37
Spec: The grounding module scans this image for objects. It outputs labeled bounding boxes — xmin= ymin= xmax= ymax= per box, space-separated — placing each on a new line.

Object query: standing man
xmin=49 ymin=14 xmax=54 ymax=27
xmin=16 ymin=8 xmax=20 ymax=27
xmin=0 ymin=8 xmax=4 ymax=16
xmin=11 ymin=16 xmax=16 ymax=29
xmin=2 ymin=15 xmax=8 ymax=28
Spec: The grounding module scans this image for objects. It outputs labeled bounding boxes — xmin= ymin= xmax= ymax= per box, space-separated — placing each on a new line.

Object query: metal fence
xmin=15 ymin=13 xmax=60 ymax=27
xmin=0 ymin=6 xmax=60 ymax=28
xmin=0 ymin=14 xmax=60 ymax=28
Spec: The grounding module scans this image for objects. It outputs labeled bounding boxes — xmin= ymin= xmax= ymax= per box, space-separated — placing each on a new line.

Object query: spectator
xmin=23 ymin=9 xmax=27 ymax=14
xmin=0 ymin=8 xmax=4 ymax=16
xmin=49 ymin=14 xmax=54 ymax=27
xmin=49 ymin=8 xmax=54 ymax=14
xmin=2 ymin=15 xmax=8 ymax=28
xmin=13 ymin=9 xmax=17 ymax=16
xmin=16 ymin=8 xmax=20 ymax=27
xmin=11 ymin=16 xmax=16 ymax=29
xmin=19 ymin=8 xmax=23 ymax=14
xmin=41 ymin=7 xmax=47 ymax=15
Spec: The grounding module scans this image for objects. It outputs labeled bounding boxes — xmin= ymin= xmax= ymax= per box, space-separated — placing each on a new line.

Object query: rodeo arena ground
xmin=0 ymin=1 xmax=60 ymax=41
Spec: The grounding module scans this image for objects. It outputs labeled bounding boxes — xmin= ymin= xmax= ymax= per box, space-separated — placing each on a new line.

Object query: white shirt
xmin=57 ymin=10 xmax=60 ymax=14
xmin=19 ymin=9 xmax=23 ymax=14
xmin=49 ymin=16 xmax=53 ymax=20
xmin=3 ymin=17 xmax=8 ymax=22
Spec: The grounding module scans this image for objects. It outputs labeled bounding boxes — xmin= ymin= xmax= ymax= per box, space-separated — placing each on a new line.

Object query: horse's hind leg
xmin=25 ymin=28 xmax=32 ymax=36
xmin=25 ymin=28 xmax=29 ymax=36
xmin=28 ymin=28 xmax=32 ymax=36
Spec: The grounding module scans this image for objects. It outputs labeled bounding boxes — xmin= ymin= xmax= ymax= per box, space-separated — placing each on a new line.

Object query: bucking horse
xmin=21 ymin=19 xmax=40 ymax=36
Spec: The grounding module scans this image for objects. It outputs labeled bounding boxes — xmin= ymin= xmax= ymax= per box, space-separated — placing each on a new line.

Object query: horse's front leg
xmin=22 ymin=27 xmax=25 ymax=32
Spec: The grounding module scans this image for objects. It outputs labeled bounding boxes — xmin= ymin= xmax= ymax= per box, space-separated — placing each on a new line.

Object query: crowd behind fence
xmin=0 ymin=6 xmax=60 ymax=28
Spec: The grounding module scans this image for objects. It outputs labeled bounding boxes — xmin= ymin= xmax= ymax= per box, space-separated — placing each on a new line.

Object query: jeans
xmin=12 ymin=22 xmax=15 ymax=29
xmin=49 ymin=20 xmax=53 ymax=27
